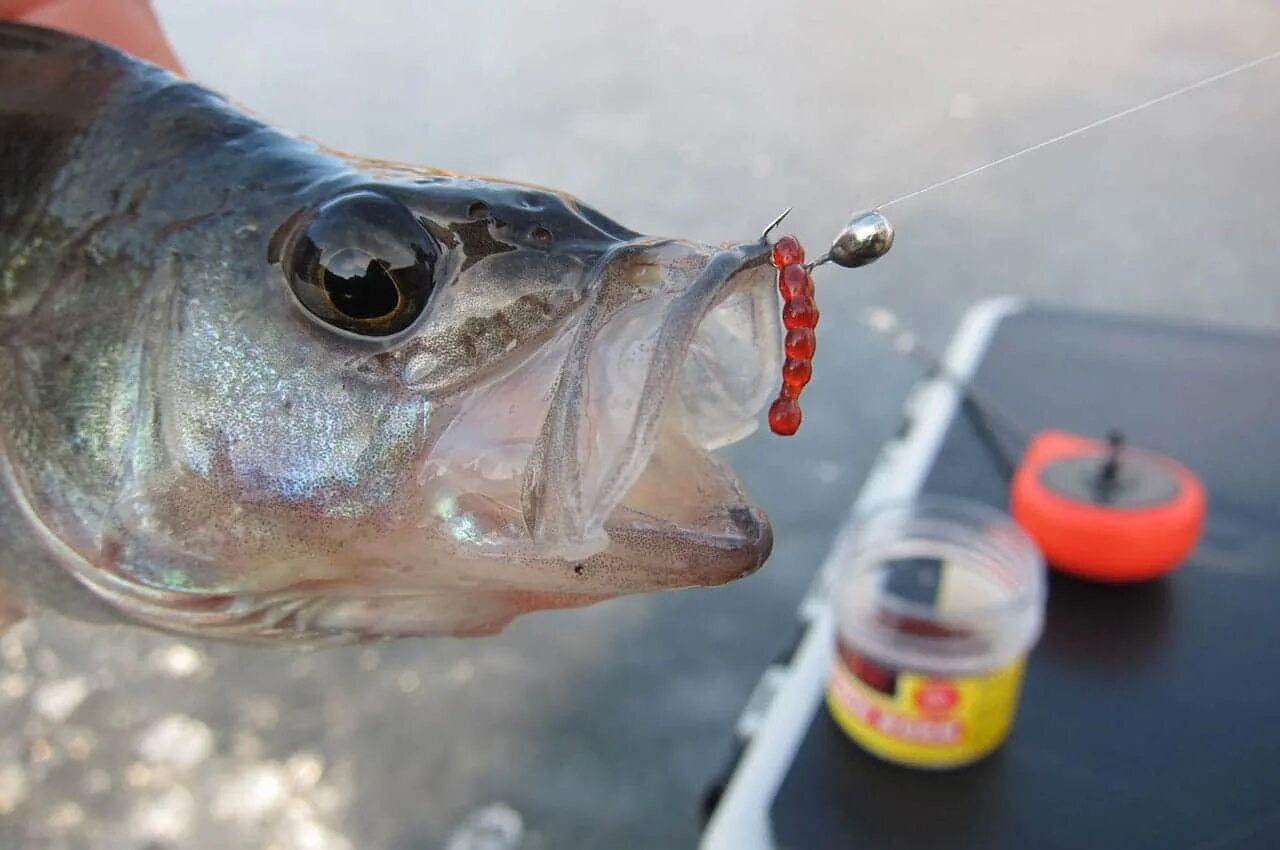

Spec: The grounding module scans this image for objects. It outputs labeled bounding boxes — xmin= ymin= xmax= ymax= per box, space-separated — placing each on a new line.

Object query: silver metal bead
xmin=827 ymin=210 xmax=894 ymax=268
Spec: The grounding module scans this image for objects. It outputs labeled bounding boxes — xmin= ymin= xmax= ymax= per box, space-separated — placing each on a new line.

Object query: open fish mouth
xmin=523 ymin=238 xmax=779 ymax=555
xmin=423 ymin=237 xmax=780 ymax=592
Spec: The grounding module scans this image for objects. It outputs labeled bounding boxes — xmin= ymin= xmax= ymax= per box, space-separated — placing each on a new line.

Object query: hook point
xmin=760 ymin=207 xmax=793 ymax=240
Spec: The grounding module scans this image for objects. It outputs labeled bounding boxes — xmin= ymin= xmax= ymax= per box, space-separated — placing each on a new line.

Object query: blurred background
xmin=3 ymin=1 xmax=1279 ymax=847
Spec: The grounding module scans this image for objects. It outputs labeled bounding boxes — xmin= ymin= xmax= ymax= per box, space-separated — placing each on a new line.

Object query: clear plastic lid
xmin=832 ymin=497 xmax=1047 ymax=677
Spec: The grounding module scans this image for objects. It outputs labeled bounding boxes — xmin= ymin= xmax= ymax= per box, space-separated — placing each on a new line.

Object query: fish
xmin=0 ymin=22 xmax=781 ymax=642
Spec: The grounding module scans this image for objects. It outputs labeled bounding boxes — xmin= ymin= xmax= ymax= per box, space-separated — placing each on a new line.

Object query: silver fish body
xmin=0 ymin=23 xmax=779 ymax=642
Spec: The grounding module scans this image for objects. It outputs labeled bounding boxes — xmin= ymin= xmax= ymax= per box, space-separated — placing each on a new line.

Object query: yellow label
xmin=826 ymin=647 xmax=1026 ymax=769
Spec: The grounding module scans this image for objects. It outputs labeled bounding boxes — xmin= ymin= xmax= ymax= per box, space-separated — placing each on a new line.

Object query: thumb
xmin=1 ymin=0 xmax=184 ymax=75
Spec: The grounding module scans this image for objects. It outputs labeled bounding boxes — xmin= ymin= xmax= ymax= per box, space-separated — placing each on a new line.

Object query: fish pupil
xmin=323 ymin=258 xmax=400 ymax=320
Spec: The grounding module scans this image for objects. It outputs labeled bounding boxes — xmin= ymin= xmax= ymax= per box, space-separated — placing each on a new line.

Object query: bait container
xmin=827 ymin=497 xmax=1046 ymax=769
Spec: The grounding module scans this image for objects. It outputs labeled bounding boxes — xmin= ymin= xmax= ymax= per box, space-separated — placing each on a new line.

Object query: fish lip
xmin=603 ymin=503 xmax=774 ymax=587
xmin=519 ymin=237 xmax=775 ymax=557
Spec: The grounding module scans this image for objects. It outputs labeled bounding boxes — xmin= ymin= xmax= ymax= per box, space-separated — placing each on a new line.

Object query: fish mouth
xmin=425 ymin=236 xmax=780 ymax=591
xmin=529 ymin=235 xmax=778 ymax=550
xmin=521 ymin=237 xmax=778 ymax=555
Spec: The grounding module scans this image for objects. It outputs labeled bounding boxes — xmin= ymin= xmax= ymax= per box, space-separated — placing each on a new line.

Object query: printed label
xmin=826 ymin=643 xmax=1026 ymax=768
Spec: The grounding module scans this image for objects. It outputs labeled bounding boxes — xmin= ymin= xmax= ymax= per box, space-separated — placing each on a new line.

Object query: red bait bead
xmin=769 ymin=236 xmax=817 ymax=437
xmin=768 ymin=397 xmax=803 ymax=435
xmin=778 ymin=264 xmax=810 ymax=300
xmin=782 ymin=296 xmax=820 ymax=330
xmin=782 ymin=357 xmax=812 ymax=390
xmin=785 ymin=328 xmax=817 ymax=360
xmin=771 ymin=235 xmax=805 ymax=268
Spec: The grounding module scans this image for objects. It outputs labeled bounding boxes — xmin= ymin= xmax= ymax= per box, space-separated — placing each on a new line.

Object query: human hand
xmin=0 ymin=0 xmax=182 ymax=73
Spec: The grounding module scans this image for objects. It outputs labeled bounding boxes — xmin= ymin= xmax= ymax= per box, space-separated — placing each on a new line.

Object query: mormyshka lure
xmin=764 ymin=210 xmax=895 ymax=435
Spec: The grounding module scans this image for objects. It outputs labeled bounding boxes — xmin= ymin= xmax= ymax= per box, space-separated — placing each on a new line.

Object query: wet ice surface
xmin=10 ymin=1 xmax=1280 ymax=848
xmin=3 ymin=601 xmax=703 ymax=850
xmin=0 ymin=622 xmax=353 ymax=850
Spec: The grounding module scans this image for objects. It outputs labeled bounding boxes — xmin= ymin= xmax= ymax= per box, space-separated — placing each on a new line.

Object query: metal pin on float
xmin=764 ymin=210 xmax=895 ymax=435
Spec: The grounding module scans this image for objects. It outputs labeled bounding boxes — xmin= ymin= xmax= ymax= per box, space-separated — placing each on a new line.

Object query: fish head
xmin=10 ymin=175 xmax=782 ymax=641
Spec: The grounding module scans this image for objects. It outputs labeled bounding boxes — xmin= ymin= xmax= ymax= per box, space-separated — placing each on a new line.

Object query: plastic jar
xmin=826 ymin=497 xmax=1047 ymax=769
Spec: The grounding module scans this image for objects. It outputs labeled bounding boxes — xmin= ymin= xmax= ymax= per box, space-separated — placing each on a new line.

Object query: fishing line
xmin=776 ymin=45 xmax=1280 ymax=442
xmin=847 ymin=46 xmax=1280 ymax=455
xmin=876 ymin=46 xmax=1280 ymax=211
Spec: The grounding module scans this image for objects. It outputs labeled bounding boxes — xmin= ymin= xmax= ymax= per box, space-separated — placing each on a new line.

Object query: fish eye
xmin=272 ymin=191 xmax=440 ymax=337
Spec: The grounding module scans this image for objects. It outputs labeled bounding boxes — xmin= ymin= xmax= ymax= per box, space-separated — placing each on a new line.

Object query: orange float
xmin=1011 ymin=430 xmax=1206 ymax=582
